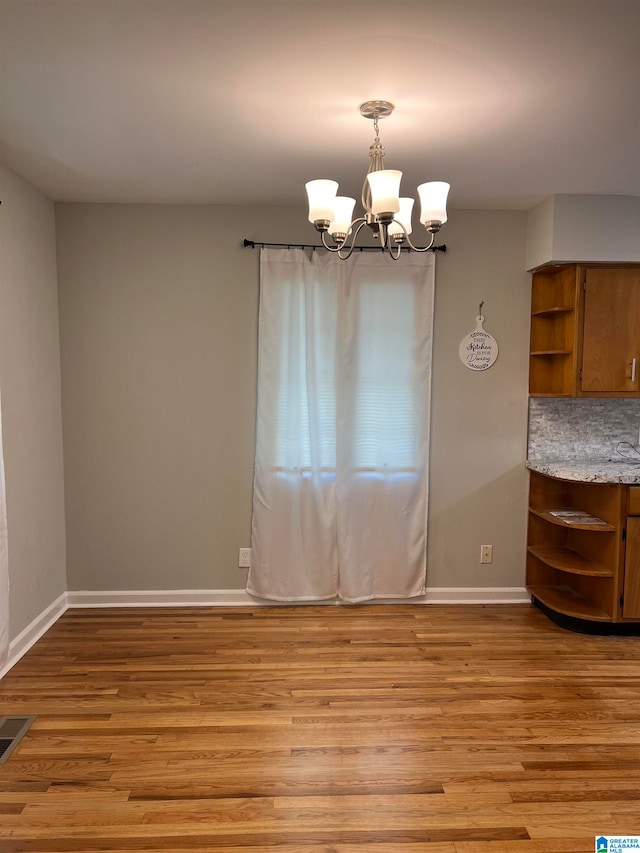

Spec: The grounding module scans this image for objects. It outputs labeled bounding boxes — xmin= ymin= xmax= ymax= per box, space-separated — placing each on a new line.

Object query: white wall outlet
xmin=480 ymin=544 xmax=493 ymax=564
xmin=238 ymin=548 xmax=251 ymax=568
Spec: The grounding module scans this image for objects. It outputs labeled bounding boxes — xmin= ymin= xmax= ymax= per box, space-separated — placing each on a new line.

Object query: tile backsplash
xmin=528 ymin=397 xmax=640 ymax=461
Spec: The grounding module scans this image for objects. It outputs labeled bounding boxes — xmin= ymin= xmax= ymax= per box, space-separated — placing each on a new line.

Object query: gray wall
xmin=428 ymin=210 xmax=530 ymax=588
xmin=526 ymin=194 xmax=640 ymax=270
xmin=0 ymin=164 xmax=67 ymax=638
xmin=56 ymin=203 xmax=531 ymax=592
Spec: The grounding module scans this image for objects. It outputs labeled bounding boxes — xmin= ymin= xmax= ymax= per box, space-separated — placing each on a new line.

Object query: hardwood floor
xmin=1 ymin=603 xmax=640 ymax=852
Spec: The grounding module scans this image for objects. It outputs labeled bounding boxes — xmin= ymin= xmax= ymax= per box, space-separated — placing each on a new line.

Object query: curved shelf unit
xmin=526 ymin=469 xmax=629 ymax=632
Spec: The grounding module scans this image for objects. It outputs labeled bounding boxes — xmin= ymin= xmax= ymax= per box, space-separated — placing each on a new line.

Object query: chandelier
xmin=305 ymin=100 xmax=450 ymax=260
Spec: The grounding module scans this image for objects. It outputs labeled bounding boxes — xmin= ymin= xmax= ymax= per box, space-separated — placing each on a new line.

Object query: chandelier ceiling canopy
xmin=305 ymin=100 xmax=450 ymax=260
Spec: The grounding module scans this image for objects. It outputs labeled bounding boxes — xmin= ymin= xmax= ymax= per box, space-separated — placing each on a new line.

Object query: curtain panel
xmin=247 ymin=247 xmax=435 ymax=603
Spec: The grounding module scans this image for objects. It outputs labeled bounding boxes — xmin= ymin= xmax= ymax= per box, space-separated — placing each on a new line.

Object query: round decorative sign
xmin=459 ymin=311 xmax=499 ymax=371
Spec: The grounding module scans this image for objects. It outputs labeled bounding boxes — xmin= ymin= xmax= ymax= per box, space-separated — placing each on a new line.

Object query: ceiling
xmin=1 ymin=0 xmax=638 ymax=211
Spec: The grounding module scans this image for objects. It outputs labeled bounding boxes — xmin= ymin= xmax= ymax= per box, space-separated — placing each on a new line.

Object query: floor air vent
xmin=0 ymin=716 xmax=36 ymax=764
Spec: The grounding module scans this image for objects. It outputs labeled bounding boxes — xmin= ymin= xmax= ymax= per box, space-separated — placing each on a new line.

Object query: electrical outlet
xmin=238 ymin=548 xmax=251 ymax=568
xmin=480 ymin=544 xmax=493 ymax=564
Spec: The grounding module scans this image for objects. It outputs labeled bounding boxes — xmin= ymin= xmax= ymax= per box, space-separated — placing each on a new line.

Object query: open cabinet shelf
xmin=528 ymin=508 xmax=615 ymax=532
xmin=531 ymin=307 xmax=574 ymax=318
xmin=527 ymin=546 xmax=614 ymax=577
xmin=529 ymin=265 xmax=579 ymax=396
xmin=528 ymin=585 xmax=611 ymax=622
xmin=526 ymin=470 xmax=626 ymax=628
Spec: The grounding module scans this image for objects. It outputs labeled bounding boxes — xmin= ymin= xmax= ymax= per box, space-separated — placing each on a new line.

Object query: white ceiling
xmin=1 ymin=0 xmax=638 ymax=211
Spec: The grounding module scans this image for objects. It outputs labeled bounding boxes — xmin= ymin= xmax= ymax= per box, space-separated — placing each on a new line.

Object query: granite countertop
xmin=526 ymin=459 xmax=640 ymax=485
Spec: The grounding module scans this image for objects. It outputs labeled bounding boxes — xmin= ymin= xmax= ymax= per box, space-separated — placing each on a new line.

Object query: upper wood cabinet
xmin=581 ymin=267 xmax=640 ymax=394
xmin=529 ymin=263 xmax=640 ymax=397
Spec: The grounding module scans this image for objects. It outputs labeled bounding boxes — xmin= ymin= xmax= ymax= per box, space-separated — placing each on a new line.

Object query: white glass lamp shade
xmin=306 ymin=180 xmax=339 ymax=224
xmin=388 ymin=197 xmax=414 ymax=237
xmin=417 ymin=181 xmax=450 ymax=225
xmin=328 ymin=196 xmax=356 ymax=237
xmin=366 ymin=170 xmax=402 ymax=215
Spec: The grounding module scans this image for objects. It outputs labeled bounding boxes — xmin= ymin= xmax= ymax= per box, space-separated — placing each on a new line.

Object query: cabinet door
xmin=623 ymin=517 xmax=640 ymax=619
xmin=581 ymin=268 xmax=640 ymax=393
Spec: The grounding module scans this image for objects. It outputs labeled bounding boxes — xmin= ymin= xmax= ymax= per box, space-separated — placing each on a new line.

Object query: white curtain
xmin=0 ymin=388 xmax=9 ymax=669
xmin=247 ymin=247 xmax=435 ymax=603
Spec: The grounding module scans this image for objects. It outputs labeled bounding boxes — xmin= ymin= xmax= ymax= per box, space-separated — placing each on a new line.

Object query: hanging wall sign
xmin=459 ymin=303 xmax=499 ymax=371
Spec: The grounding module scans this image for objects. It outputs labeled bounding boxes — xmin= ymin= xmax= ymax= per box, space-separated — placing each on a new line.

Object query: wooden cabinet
xmin=527 ymin=470 xmax=624 ymax=625
xmin=527 ymin=471 xmax=640 ymax=632
xmin=623 ymin=488 xmax=640 ymax=618
xmin=529 ymin=263 xmax=640 ymax=397
xmin=581 ymin=267 xmax=640 ymax=394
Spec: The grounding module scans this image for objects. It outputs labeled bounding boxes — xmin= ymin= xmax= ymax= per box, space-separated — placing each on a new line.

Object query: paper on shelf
xmin=548 ymin=509 xmax=608 ymax=525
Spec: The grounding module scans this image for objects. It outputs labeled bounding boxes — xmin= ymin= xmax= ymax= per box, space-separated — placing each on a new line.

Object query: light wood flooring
xmin=1 ymin=603 xmax=640 ymax=852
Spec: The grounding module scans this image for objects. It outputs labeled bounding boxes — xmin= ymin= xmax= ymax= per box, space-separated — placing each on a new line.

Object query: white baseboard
xmin=67 ymin=589 xmax=260 ymax=607
xmin=1 ymin=587 xmax=531 ymax=680
xmin=0 ymin=591 xmax=68 ymax=679
xmin=423 ymin=587 xmax=531 ymax=604
xmin=67 ymin=587 xmax=531 ymax=608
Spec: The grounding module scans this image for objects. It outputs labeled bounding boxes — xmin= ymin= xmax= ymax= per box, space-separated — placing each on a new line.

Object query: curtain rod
xmin=243 ymin=239 xmax=446 ymax=253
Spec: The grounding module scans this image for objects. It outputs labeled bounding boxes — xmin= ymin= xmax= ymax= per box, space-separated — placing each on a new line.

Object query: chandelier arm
xmin=388 ymin=241 xmax=402 ymax=261
xmin=399 ymin=227 xmax=436 ymax=253
xmin=336 ymin=219 xmax=370 ymax=260
xmin=320 ymin=231 xmax=342 ymax=253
